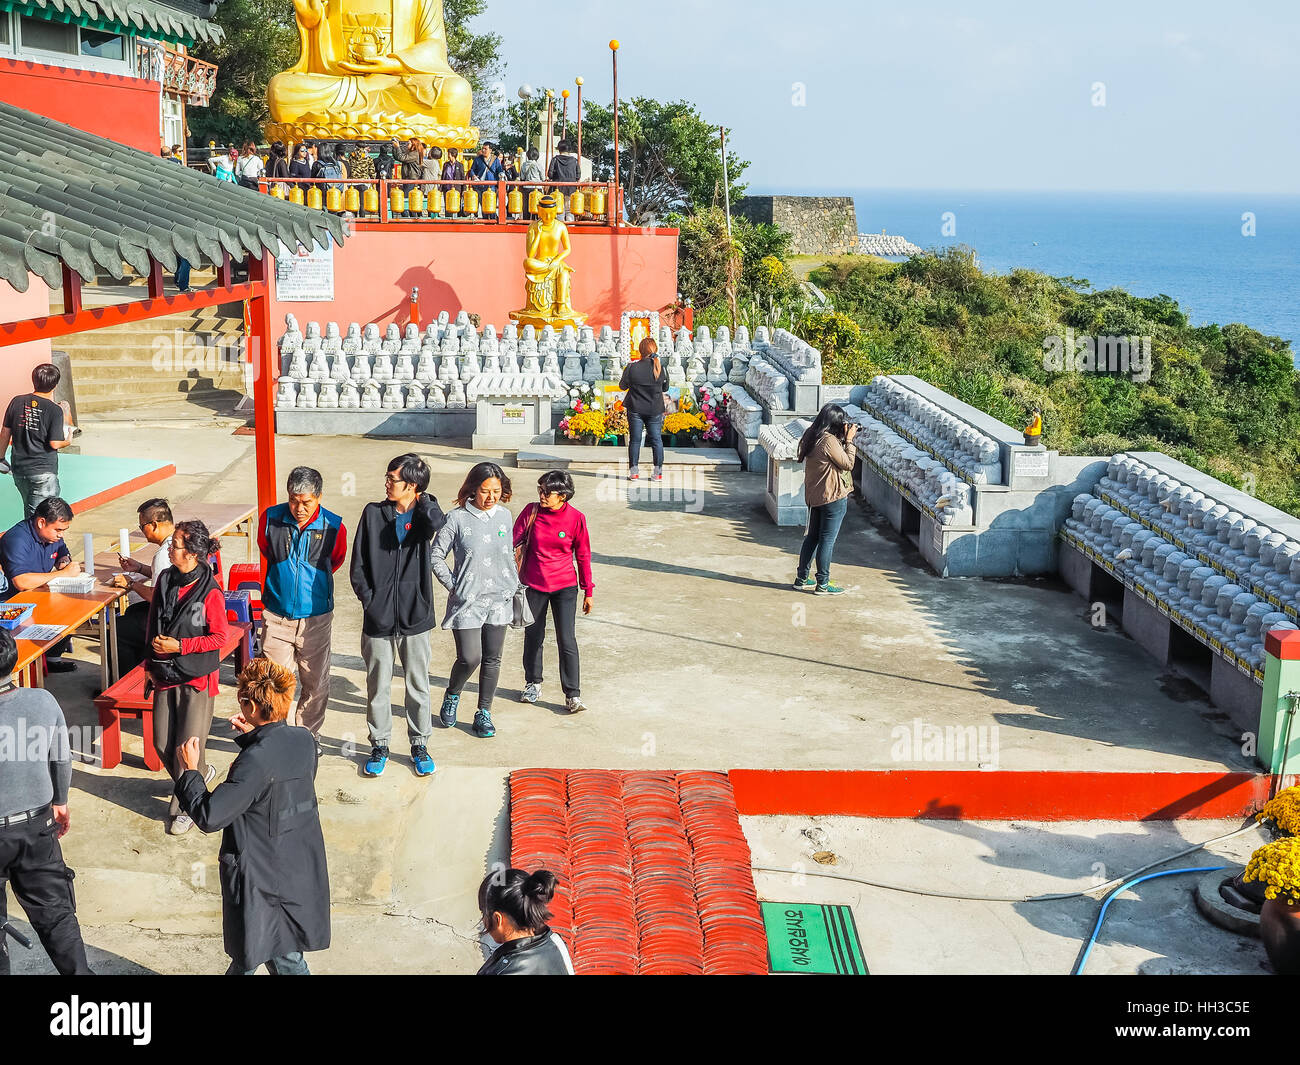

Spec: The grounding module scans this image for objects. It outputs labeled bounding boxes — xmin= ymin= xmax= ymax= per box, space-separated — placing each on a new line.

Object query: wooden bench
xmin=94 ymin=622 xmax=252 ymax=770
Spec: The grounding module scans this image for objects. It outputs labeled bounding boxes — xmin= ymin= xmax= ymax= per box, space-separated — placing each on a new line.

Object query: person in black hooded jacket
xmin=349 ymin=453 xmax=445 ymax=778
xmin=176 ymin=658 xmax=329 ymax=975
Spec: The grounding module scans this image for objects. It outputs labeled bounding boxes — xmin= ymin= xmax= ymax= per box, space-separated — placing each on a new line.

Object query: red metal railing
xmin=257 ymin=176 xmax=626 ymax=225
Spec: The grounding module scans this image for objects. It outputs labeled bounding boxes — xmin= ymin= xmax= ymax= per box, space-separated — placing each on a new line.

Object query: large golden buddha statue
xmin=266 ymin=0 xmax=477 ymax=148
xmin=510 ymin=196 xmax=587 ymax=331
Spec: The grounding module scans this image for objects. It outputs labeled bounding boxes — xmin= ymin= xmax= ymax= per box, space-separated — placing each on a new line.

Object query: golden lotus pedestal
xmin=508 ymin=311 xmax=588 ymax=331
xmin=265 ymin=118 xmax=478 ymax=151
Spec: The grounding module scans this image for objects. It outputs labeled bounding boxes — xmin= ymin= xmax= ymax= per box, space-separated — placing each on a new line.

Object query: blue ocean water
xmin=768 ymin=189 xmax=1300 ymax=352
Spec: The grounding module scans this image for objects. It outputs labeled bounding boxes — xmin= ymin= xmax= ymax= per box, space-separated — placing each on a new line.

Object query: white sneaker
xmin=168 ymin=813 xmax=194 ymax=835
xmin=566 ymin=695 xmax=589 ymax=714
xmin=521 ymin=682 xmax=541 ymax=703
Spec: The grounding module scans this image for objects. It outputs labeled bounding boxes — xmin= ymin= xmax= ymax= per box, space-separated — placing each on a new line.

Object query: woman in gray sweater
xmin=431 ymin=462 xmax=518 ymax=738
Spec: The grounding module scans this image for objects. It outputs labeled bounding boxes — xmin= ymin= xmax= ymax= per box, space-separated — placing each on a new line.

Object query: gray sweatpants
xmin=362 ymin=631 xmax=432 ymax=748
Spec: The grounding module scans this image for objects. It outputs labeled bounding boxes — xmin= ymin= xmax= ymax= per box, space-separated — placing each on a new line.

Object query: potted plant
xmin=604 ymin=402 xmax=629 ymax=446
xmin=662 ymin=410 xmax=707 ymax=446
xmin=1244 ymin=834 xmax=1300 ymax=974
xmin=558 ymin=384 xmax=603 ymax=445
xmin=697 ymin=385 xmax=725 ymax=447
xmin=565 ymin=409 xmax=606 ymax=444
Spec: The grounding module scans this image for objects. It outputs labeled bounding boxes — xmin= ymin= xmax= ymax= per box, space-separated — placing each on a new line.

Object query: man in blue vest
xmin=257 ymin=467 xmax=347 ymax=753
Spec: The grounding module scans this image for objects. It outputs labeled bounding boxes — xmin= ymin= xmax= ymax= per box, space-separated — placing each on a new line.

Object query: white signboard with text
xmin=275 ymin=240 xmax=335 ymax=302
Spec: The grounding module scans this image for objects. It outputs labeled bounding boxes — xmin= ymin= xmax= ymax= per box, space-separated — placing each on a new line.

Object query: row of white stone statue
xmin=1095 ymin=455 xmax=1300 ymax=607
xmin=863 ymin=376 xmax=1004 ymax=485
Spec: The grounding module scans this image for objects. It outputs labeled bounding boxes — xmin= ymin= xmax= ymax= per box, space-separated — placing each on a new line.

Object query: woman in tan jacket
xmin=794 ymin=404 xmax=858 ymax=595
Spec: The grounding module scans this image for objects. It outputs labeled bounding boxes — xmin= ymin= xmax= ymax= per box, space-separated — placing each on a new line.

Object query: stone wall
xmin=733 ymin=196 xmax=858 ymax=256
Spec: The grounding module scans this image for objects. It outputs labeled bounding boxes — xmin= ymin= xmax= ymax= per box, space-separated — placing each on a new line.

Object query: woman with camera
xmin=618 ymin=337 xmax=669 ymax=480
xmin=793 ymin=404 xmax=859 ymax=596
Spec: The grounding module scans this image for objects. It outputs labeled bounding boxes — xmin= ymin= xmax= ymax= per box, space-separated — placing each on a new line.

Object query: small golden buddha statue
xmin=266 ymin=0 xmax=476 ymax=148
xmin=510 ymin=196 xmax=587 ymax=330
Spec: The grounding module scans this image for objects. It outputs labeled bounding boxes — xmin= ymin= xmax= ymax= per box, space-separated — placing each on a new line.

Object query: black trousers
xmin=447 ymin=624 xmax=507 ymax=711
xmin=523 ymin=585 xmax=581 ymax=697
xmin=116 ymin=600 xmax=150 ymax=677
xmin=0 ymin=810 xmax=91 ymax=975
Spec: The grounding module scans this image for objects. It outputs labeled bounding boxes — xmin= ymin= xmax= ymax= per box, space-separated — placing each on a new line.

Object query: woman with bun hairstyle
xmin=175 ymin=658 xmax=330 ymax=975
xmin=476 ymin=868 xmax=575 ymax=975
xmin=145 ymin=519 xmax=230 ymax=835
xmin=618 ymin=337 xmax=669 ymax=480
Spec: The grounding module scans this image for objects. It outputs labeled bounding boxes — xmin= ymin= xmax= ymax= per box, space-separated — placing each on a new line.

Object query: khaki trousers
xmin=152 ymin=684 xmax=215 ymax=817
xmin=261 ymin=610 xmax=334 ymax=738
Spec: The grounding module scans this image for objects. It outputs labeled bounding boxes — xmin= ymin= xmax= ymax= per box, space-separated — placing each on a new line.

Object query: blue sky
xmin=477 ymin=0 xmax=1299 ymax=194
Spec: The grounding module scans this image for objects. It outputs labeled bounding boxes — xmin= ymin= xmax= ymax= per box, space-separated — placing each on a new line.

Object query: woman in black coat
xmin=617 ymin=337 xmax=670 ymax=480
xmin=175 ymin=658 xmax=330 ymax=975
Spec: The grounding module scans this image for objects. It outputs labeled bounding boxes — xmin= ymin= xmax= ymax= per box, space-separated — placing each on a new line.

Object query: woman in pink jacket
xmin=513 ymin=470 xmax=594 ymax=714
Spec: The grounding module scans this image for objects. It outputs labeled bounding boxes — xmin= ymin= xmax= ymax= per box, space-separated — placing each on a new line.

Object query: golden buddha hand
xmin=292 ymin=0 xmax=324 ymax=29
xmin=338 ymin=54 xmax=406 ymax=75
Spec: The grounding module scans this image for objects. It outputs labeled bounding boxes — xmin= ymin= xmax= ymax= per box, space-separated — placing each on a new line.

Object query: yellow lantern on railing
xmin=482 ymin=188 xmax=498 ymax=216
xmin=445 ymin=187 xmax=461 ymax=215
xmin=325 ymin=186 xmax=343 ymax=212
xmin=288 ymin=184 xmax=305 ymax=206
xmin=362 ymin=185 xmax=379 ymax=216
xmin=552 ymin=191 xmax=564 ymax=217
xmin=507 ymin=186 xmax=523 ymax=218
xmin=463 ymin=187 xmax=479 ymax=216
xmin=409 ymin=186 xmax=425 ymax=214
xmin=590 ymin=186 xmax=606 ymax=219
xmin=527 ymin=189 xmax=540 ymax=216
xmin=307 ymin=185 xmax=323 ymax=210
xmin=343 ymin=186 xmax=360 ymax=214
xmin=389 ymin=184 xmax=406 ymax=216
xmin=269 ymin=183 xmax=286 ymax=200
xmin=569 ymin=189 xmax=585 ymax=217
xmin=427 ymin=187 xmax=444 ymax=216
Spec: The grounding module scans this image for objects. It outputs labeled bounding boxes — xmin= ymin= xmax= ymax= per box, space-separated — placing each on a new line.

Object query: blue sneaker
xmin=473 ymin=710 xmax=495 ymax=738
xmin=439 ymin=691 xmax=460 ymax=728
xmin=411 ymin=744 xmax=435 ymax=776
xmin=363 ymin=745 xmax=388 ymax=776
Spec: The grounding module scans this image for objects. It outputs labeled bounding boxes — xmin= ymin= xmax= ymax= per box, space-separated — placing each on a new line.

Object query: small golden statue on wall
xmin=510 ymin=196 xmax=588 ymax=331
xmin=266 ymin=0 xmax=476 ymax=148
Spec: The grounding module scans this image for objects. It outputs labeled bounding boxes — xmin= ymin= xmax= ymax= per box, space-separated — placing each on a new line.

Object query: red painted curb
xmin=70 ymin=464 xmax=176 ymax=516
xmin=727 ymin=770 xmax=1275 ymax=821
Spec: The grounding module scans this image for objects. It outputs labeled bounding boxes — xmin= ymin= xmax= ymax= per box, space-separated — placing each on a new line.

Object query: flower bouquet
xmin=559 ymin=383 xmax=604 ymax=444
xmin=604 ymin=401 xmax=629 ymax=444
xmin=697 ymin=384 xmax=725 ymax=444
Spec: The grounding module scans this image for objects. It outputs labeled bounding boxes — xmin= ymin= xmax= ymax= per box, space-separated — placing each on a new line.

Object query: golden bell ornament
xmin=552 ymin=191 xmax=564 ymax=217
xmin=590 ymin=186 xmax=606 ymax=219
xmin=288 ymin=184 xmax=305 ymax=206
xmin=307 ymin=185 xmax=323 ymax=210
xmin=568 ymin=189 xmax=585 ymax=217
xmin=507 ymin=187 xmax=523 ymax=217
xmin=325 ymin=186 xmax=343 ymax=212
xmin=343 ymin=186 xmax=360 ymax=213
xmin=362 ymin=185 xmax=379 ymax=216
xmin=445 ymin=187 xmax=461 ymax=215
xmin=270 ymin=183 xmax=286 ymax=200
xmin=482 ymin=188 xmax=498 ymax=216
xmin=427 ymin=187 xmax=444 ymax=216
xmin=389 ymin=185 xmax=406 ymax=215
xmin=409 ymin=187 xmax=425 ymax=214
xmin=527 ymin=189 xmax=540 ymax=215
xmin=464 ymin=187 xmax=479 ymax=215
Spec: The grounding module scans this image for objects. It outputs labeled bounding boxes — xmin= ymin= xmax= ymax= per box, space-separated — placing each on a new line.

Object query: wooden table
xmin=116 ymin=503 xmax=257 ymax=564
xmin=10 ymin=583 xmax=121 ymax=690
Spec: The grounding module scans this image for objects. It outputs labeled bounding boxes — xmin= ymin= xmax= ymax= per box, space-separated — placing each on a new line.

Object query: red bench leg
xmin=96 ymin=703 xmax=122 ymax=770
xmin=141 ymin=709 xmax=162 ymax=772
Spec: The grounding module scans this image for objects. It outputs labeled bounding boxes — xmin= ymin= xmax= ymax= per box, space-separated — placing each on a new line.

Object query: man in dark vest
xmin=258 ymin=467 xmax=347 ymax=755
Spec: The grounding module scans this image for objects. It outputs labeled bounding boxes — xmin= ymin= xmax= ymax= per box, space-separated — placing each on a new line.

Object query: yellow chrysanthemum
xmin=1244 ymin=836 xmax=1300 ymax=905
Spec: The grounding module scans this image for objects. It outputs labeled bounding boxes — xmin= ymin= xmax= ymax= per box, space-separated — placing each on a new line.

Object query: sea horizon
xmin=748 ymin=188 xmax=1300 ymax=352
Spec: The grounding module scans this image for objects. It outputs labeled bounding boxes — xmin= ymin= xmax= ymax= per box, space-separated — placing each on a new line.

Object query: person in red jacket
xmin=145 ymin=519 xmax=230 ymax=835
xmin=513 ymin=470 xmax=594 ymax=714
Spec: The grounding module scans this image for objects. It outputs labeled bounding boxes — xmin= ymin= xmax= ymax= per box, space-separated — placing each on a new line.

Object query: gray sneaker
xmin=565 ymin=695 xmax=589 ymax=714
xmin=521 ymin=682 xmax=541 ymax=703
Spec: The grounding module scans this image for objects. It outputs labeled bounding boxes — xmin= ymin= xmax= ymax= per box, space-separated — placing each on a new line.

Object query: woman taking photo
xmin=175 ymin=658 xmax=330 ymax=975
xmin=431 ymin=462 xmax=517 ymax=738
xmin=476 ymin=868 xmax=575 ymax=975
xmin=793 ymin=404 xmax=859 ymax=596
xmin=514 ymin=470 xmax=594 ymax=714
xmin=146 ymin=520 xmax=230 ymax=834
xmin=618 ymin=337 xmax=669 ymax=481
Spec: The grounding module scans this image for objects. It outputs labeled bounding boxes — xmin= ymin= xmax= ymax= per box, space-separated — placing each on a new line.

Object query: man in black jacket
xmin=349 ymin=454 xmax=445 ymax=778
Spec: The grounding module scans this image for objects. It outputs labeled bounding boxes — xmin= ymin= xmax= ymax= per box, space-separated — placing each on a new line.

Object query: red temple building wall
xmin=268 ymin=224 xmax=680 ymax=333
xmin=0 ymin=57 xmax=160 ymax=153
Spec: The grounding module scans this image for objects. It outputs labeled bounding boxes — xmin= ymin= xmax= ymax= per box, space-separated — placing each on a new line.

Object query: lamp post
xmin=517 ymin=84 xmax=533 ymax=152
xmin=610 ymin=40 xmax=620 ymax=224
xmin=575 ymin=76 xmax=584 ymax=162
xmin=545 ymin=89 xmax=555 ymax=166
xmin=720 ymin=125 xmax=732 ymax=240
xmin=561 ymin=89 xmax=570 ymax=140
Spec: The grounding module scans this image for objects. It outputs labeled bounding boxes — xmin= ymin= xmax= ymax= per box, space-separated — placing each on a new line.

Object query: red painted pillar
xmin=247 ymin=254 xmax=277 ymax=543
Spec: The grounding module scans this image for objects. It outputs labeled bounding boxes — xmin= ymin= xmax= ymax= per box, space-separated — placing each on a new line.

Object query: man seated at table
xmin=109 ymin=497 xmax=174 ymax=675
xmin=0 ymin=496 xmax=81 ymax=673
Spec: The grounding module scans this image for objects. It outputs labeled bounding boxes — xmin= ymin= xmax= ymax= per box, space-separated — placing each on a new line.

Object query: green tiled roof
xmin=0 ymin=101 xmax=345 ymax=292
xmin=2 ymin=0 xmax=224 ymax=46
